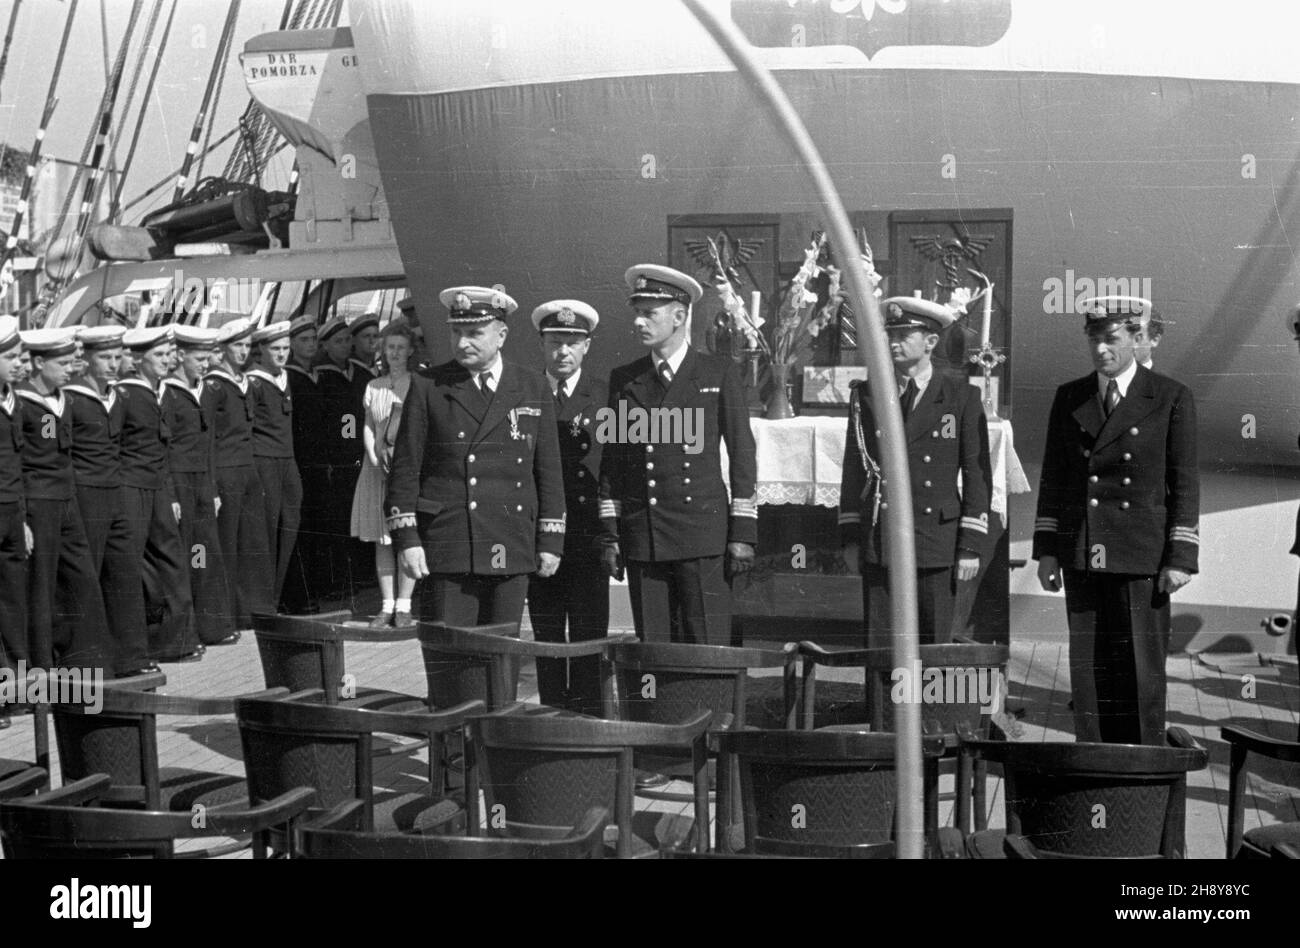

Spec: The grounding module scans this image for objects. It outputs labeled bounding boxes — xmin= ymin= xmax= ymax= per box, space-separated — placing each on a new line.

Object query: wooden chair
xmin=418 ymin=621 xmax=634 ymax=714
xmin=964 ymin=727 xmax=1208 ymax=858
xmin=609 ymin=640 xmax=798 ymax=850
xmin=0 ymin=669 xmax=162 ymax=794
xmin=235 ymin=689 xmax=484 ymax=850
xmin=1221 ymin=724 xmax=1300 ymax=858
xmin=467 ymin=707 xmax=713 ymax=858
xmin=52 ymin=684 xmax=287 ymax=815
xmin=0 ymin=774 xmax=315 ymax=859
xmin=0 ymin=766 xmax=47 ymax=800
xmin=796 ymin=640 xmax=1010 ymax=833
xmin=295 ymin=800 xmax=610 ymax=859
xmin=716 ymin=727 xmax=952 ymax=858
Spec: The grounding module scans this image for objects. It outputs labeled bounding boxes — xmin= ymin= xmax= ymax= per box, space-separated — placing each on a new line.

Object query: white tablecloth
xmin=724 ymin=416 xmax=1030 ymax=527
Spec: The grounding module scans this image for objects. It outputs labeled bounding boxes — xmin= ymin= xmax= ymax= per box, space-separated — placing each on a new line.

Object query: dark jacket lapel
xmin=624 ymin=356 xmax=659 ymax=410
xmin=474 ymin=361 xmax=521 ymax=444
xmin=1094 ymin=365 xmax=1157 ymax=451
xmin=661 ymin=348 xmax=699 ymax=405
xmin=905 ymin=374 xmax=948 ymax=443
xmin=444 ymin=363 xmax=485 ymax=424
xmin=1070 ymin=375 xmax=1106 ymax=442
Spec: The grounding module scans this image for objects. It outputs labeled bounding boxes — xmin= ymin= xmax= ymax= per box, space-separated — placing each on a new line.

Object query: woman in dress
xmin=351 ymin=321 xmax=416 ymax=628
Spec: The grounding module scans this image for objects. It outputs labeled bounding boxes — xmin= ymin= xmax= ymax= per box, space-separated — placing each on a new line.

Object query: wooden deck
xmin=1 ymin=616 xmax=1296 ymax=859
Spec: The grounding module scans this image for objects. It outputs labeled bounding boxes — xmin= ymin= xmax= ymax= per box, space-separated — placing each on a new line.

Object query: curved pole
xmin=681 ymin=0 xmax=924 ymax=858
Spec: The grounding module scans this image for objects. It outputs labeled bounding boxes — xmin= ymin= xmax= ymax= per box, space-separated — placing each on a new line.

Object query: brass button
xmin=646 ymin=462 xmax=654 ymax=471
xmin=577 ymin=470 xmax=586 ymax=478
xmin=1089 ymin=498 xmax=1098 ymax=507
xmin=1089 ymin=475 xmax=1098 ymax=483
xmin=931 ymin=431 xmax=939 ymax=438
xmin=685 ymin=496 xmax=692 ymax=503
xmin=924 ymin=507 xmax=932 ymax=515
xmin=922 ymin=455 xmax=931 ymax=464
xmin=1084 ymin=450 xmax=1091 ymax=457
xmin=458 ymin=431 xmax=466 ymax=439
xmin=517 ymin=458 xmax=523 ymax=464
xmin=683 ymin=478 xmax=690 ymax=485
xmin=516 ymin=505 xmax=523 ymax=512
xmin=875 ymin=429 xmax=882 ymax=437
xmin=1122 ymin=452 xmax=1132 ymax=461
xmin=469 ymin=501 xmax=478 ymax=510
xmin=923 ymin=480 xmax=932 ymax=488
xmin=467 ymin=454 xmax=476 ymax=463
xmin=1129 ymin=427 xmax=1139 ymax=436
xmin=515 ymin=482 xmax=522 ymax=488
xmin=1122 ymin=477 xmax=1131 ymax=485
xmin=1121 ymin=501 xmax=1130 ymax=509
xmin=649 ymin=497 xmax=657 ymax=506
xmin=881 ymin=501 xmax=889 ymax=510
xmin=578 ymin=495 xmax=585 ymax=503
xmin=646 ymin=445 xmax=654 ymax=454
xmin=469 ymin=477 xmax=478 ymax=486
xmin=683 ymin=461 xmax=690 ymax=469
xmin=648 ymin=480 xmax=656 ymax=488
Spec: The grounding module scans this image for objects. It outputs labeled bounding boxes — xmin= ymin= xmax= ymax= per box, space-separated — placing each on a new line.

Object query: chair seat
xmin=372 ymin=792 xmax=465 ymax=835
xmin=1241 ymin=821 xmax=1300 ymax=858
xmin=965 ymin=829 xmax=1007 ymax=859
xmin=0 ymin=758 xmax=32 ymax=782
xmin=157 ymin=768 xmax=250 ymax=811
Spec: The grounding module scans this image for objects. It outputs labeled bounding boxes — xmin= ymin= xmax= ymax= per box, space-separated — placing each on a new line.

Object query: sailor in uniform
xmin=0 ymin=317 xmax=30 ymax=701
xmin=387 ymin=285 xmax=566 ymax=626
xmin=15 ymin=327 xmax=113 ymax=673
xmin=1033 ymin=296 xmax=1199 ymax=745
xmin=163 ymin=325 xmax=237 ymax=646
xmin=282 ymin=314 xmax=323 ymax=613
xmin=249 ymin=321 xmax=302 ymax=612
xmin=65 ymin=325 xmax=154 ymax=675
xmin=839 ymin=296 xmax=992 ymax=650
xmin=526 ymin=299 xmax=610 ymax=714
xmin=350 ymin=312 xmax=381 ymax=379
xmin=204 ymin=317 xmax=273 ymax=629
xmin=315 ymin=315 xmax=366 ymax=598
xmin=119 ymin=326 xmax=200 ymax=663
xmin=598 ymin=265 xmax=758 ymax=646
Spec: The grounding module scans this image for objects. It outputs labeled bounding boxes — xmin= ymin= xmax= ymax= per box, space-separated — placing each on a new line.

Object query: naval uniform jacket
xmin=0 ymin=385 xmax=25 ymax=512
xmin=16 ymin=386 xmax=75 ymax=501
xmin=553 ymin=372 xmax=608 ymax=552
xmin=161 ymin=377 xmax=218 ymax=484
xmin=1032 ymin=365 xmax=1199 ymax=576
xmin=316 ymin=361 xmax=365 ymax=465
xmin=64 ymin=384 xmax=124 ymax=488
xmin=286 ymin=364 xmax=323 ymax=467
xmin=386 ymin=359 xmax=566 ymax=575
xmin=116 ymin=378 xmax=175 ymax=494
xmin=839 ymin=373 xmax=992 ymax=569
xmin=247 ymin=369 xmax=295 ymax=458
xmin=202 ymin=369 xmax=256 ymax=468
xmin=598 ymin=348 xmax=758 ymax=562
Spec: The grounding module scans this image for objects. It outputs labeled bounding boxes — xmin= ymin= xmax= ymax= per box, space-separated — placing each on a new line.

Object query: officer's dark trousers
xmin=1063 ymin=569 xmax=1168 ymax=746
xmin=255 ymin=456 xmax=302 ymax=611
xmin=0 ymin=501 xmax=28 ymax=674
xmin=123 ymin=485 xmax=197 ymax=661
xmin=173 ymin=470 xmax=234 ymax=645
xmin=862 ymin=564 xmax=956 ymax=650
xmin=423 ymin=572 xmax=529 ymax=627
xmin=627 ymin=555 xmax=733 ymax=646
xmin=77 ymin=485 xmax=150 ymax=674
xmin=215 ymin=464 xmax=273 ymax=628
xmin=282 ymin=463 xmax=326 ymax=614
xmin=527 ymin=547 xmax=610 ymax=715
xmin=24 ymin=497 xmax=112 ymax=673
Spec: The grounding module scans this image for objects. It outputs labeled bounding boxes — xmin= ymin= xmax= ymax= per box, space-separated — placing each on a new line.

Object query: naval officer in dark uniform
xmin=526 ymin=299 xmax=610 ymax=714
xmin=16 ymin=327 xmax=113 ymax=673
xmin=163 ymin=325 xmax=236 ymax=646
xmin=0 ymin=317 xmax=30 ymax=699
xmin=598 ymin=265 xmax=758 ymax=646
xmin=839 ymin=296 xmax=992 ymax=650
xmin=282 ymin=314 xmax=323 ymax=613
xmin=65 ymin=325 xmax=154 ymax=675
xmin=388 ymin=285 xmax=566 ymax=627
xmin=1034 ymin=296 xmax=1199 ymax=745
xmin=315 ymin=315 xmax=366 ymax=598
xmin=248 ymin=321 xmax=302 ymax=612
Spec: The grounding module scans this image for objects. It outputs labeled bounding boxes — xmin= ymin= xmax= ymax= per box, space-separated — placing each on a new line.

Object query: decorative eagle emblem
xmin=684 ymin=231 xmax=765 ymax=291
xmin=557 ymin=307 xmax=576 ymax=325
xmin=635 ymin=277 xmax=648 ymax=290
xmin=909 ymin=232 xmax=995 ymax=291
xmin=452 ymin=292 xmax=471 ymax=312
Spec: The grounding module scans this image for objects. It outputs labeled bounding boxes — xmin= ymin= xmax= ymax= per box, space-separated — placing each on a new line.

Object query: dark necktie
xmin=555 ymin=380 xmax=568 ymax=414
xmin=478 ymin=371 xmax=494 ymax=398
xmin=1104 ymin=378 xmax=1120 ymax=417
xmin=658 ymin=361 xmax=673 ymax=390
xmin=900 ymin=378 xmax=918 ymax=421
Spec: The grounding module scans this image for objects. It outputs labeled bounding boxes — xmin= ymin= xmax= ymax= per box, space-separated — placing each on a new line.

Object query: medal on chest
xmin=508 ymin=408 xmax=524 ymax=441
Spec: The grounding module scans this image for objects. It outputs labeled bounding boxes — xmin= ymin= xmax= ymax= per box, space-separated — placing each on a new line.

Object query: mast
xmin=172 ymin=0 xmax=243 ymax=203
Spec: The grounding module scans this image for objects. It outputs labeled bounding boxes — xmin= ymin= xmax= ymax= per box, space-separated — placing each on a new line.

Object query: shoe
xmin=210 ymin=631 xmax=242 ymax=646
xmin=367 ymin=613 xmax=393 ymax=630
xmin=117 ymin=663 xmax=161 ymax=678
xmin=0 ymin=712 xmax=10 ymax=730
xmin=635 ymin=770 xmax=671 ymax=791
xmin=392 ymin=611 xmax=416 ymax=630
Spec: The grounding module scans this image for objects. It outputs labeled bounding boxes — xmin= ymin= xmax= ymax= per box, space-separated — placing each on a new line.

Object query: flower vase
xmin=765 ymin=361 xmax=796 ymax=420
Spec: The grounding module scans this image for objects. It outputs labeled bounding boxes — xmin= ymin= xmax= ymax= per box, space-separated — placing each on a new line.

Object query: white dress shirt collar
xmin=476 ymin=354 xmax=503 ymax=386
xmin=656 ymin=340 xmax=689 ymax=379
xmin=1098 ymin=357 xmax=1139 ymax=399
xmin=549 ymin=367 xmax=581 ymax=398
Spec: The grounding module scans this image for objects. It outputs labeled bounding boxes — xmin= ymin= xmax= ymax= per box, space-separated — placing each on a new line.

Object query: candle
xmin=750 ymin=290 xmax=761 ymax=326
xmin=980 ymin=281 xmax=993 ymax=349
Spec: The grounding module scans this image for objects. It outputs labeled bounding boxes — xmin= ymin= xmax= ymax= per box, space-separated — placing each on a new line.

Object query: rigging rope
xmin=0 ymin=0 xmax=22 ymax=102
xmin=172 ymin=0 xmax=242 ymax=203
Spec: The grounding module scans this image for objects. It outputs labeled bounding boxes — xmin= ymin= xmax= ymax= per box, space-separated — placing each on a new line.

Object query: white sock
xmin=380 ymin=599 xmax=396 ymax=614
xmin=395 ymin=598 xmax=411 ymax=614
